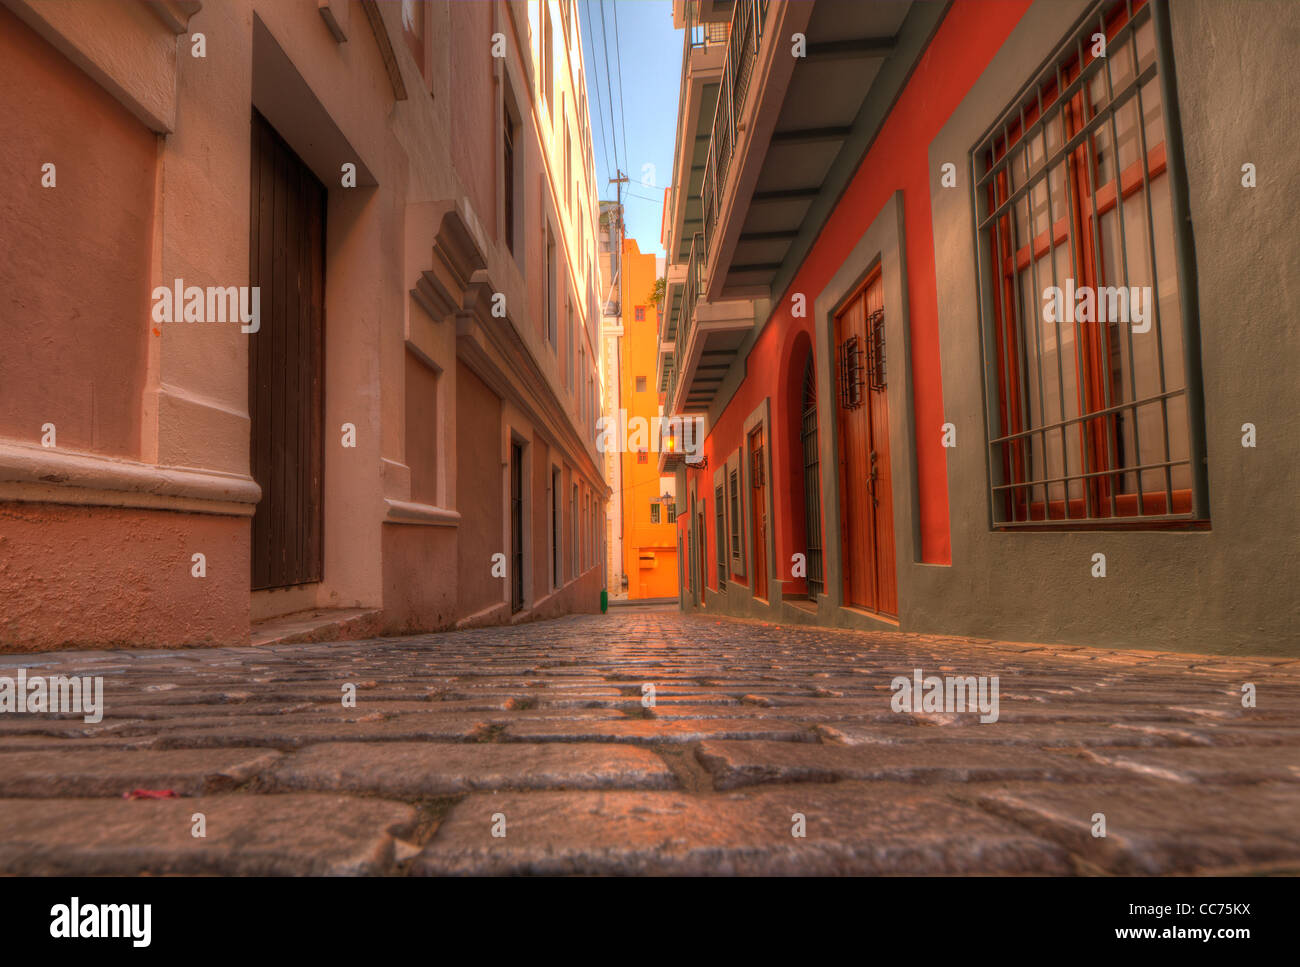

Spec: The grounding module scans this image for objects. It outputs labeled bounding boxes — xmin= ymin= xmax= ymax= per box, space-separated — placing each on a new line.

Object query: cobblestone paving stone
xmin=0 ymin=606 xmax=1297 ymax=875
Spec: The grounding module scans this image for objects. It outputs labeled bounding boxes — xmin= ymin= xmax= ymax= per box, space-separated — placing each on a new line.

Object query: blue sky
xmin=580 ymin=0 xmax=682 ymax=257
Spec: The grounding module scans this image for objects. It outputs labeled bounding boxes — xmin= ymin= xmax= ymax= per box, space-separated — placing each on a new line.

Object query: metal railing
xmin=673 ymin=1 xmax=731 ymax=264
xmin=669 ymin=232 xmax=706 ymax=413
xmin=701 ymin=0 xmax=769 ymax=250
xmin=686 ymin=0 xmax=730 ymax=51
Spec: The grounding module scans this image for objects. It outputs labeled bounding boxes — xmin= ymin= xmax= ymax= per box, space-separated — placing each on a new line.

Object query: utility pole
xmin=609 ymin=170 xmax=629 ymax=257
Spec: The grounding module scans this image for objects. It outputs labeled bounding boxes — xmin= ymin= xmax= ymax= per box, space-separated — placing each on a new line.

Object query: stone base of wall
xmin=0 ymin=501 xmax=250 ymax=652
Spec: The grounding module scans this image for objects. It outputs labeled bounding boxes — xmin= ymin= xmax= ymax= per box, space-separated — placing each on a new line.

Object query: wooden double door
xmin=249 ymin=110 xmax=326 ymax=591
xmin=834 ymin=268 xmax=897 ymax=616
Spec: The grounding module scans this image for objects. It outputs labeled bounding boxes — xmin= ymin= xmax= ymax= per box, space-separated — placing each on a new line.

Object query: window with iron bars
xmin=714 ymin=484 xmax=727 ymax=591
xmin=972 ymin=0 xmax=1207 ymax=527
xmin=800 ymin=356 xmax=824 ymax=597
xmin=728 ymin=468 xmax=741 ymax=564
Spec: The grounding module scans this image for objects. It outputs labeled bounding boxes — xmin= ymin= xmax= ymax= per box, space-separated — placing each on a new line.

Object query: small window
xmin=402 ymin=0 xmax=426 ymax=79
xmin=714 ymin=484 xmax=727 ymax=591
xmin=636 ymin=450 xmax=648 ymax=464
xmin=502 ymin=104 xmax=519 ymax=255
xmin=666 ymin=501 xmax=677 ymax=524
xmin=564 ymin=110 xmax=572 ymax=211
xmin=634 ymin=306 xmax=646 ymax=322
xmin=551 ymin=467 xmax=562 ymax=589
xmin=545 ymin=227 xmax=557 ymax=349
xmin=570 ymin=483 xmax=578 ymax=578
xmin=543 ymin=4 xmax=554 ymax=117
xmin=728 ymin=468 xmax=741 ymax=561
xmin=635 ymin=376 xmax=647 ymax=393
xmin=566 ymin=301 xmax=574 ymax=388
xmin=650 ymin=503 xmax=661 ymax=524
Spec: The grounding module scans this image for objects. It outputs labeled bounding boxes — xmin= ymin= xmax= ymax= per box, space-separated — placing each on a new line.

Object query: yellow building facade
xmin=618 ymin=238 xmax=678 ymax=599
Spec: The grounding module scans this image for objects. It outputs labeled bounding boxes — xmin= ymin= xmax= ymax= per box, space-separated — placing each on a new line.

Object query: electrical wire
xmin=594 ymin=0 xmax=623 ymax=178
xmin=610 ymin=0 xmax=631 ymax=181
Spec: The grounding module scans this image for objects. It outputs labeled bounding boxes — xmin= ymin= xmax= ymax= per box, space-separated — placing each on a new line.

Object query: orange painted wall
xmin=619 ymin=238 xmax=677 ymax=598
xmin=682 ymin=0 xmax=1034 ymax=586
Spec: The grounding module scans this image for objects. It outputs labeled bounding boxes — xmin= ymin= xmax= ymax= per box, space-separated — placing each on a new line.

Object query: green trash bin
xmin=600 ymin=589 xmax=608 ymax=613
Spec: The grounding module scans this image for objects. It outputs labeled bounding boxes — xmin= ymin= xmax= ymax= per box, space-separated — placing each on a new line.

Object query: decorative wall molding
xmin=383 ymin=498 xmax=461 ymax=527
xmin=0 ymin=440 xmax=260 ymax=517
xmin=360 ymin=0 xmax=407 ymax=101
xmin=411 ymin=204 xmax=489 ymax=324
xmin=142 ymin=0 xmax=202 ymax=35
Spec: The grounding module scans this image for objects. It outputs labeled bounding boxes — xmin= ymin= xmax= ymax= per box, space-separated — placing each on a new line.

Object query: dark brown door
xmin=249 ymin=110 xmax=326 ymax=591
xmin=748 ymin=426 xmax=768 ymax=600
xmin=834 ymin=268 xmax=897 ymax=616
xmin=511 ymin=443 xmax=524 ymax=613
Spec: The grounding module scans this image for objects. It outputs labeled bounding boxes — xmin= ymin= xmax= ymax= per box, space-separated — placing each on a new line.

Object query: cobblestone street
xmin=1 ymin=606 xmax=1297 ymax=876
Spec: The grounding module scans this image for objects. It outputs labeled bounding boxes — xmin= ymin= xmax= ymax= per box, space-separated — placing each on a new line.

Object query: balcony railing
xmin=669 ymin=231 xmax=705 ymax=413
xmin=701 ymin=0 xmax=768 ymax=249
xmin=687 ymin=5 xmax=729 ymax=51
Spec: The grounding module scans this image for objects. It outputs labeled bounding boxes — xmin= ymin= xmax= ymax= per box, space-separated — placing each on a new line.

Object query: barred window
xmin=650 ymin=503 xmax=661 ymax=524
xmin=728 ymin=468 xmax=741 ymax=563
xmin=972 ymin=0 xmax=1206 ymax=527
xmin=714 ymin=484 xmax=727 ymax=590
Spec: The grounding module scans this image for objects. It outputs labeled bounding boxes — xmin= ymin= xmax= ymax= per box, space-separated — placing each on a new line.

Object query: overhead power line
xmin=595 ymin=0 xmax=622 ymax=177
xmin=610 ymin=0 xmax=631 ymax=180
xmin=582 ymin=0 xmax=614 ymax=184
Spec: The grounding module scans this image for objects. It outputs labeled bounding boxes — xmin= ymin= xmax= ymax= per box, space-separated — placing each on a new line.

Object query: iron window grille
xmin=650 ymin=503 xmax=661 ymax=524
xmin=971 ymin=0 xmax=1207 ymax=527
xmin=697 ymin=500 xmax=706 ymax=595
xmin=570 ymin=486 xmax=578 ymax=579
xmin=714 ymin=484 xmax=727 ymax=591
xmin=503 ymin=116 xmax=515 ymax=253
xmin=728 ymin=468 xmax=741 ymax=560
xmin=866 ymin=308 xmax=886 ymax=392
xmin=838 ymin=335 xmax=864 ymax=410
xmin=750 ymin=445 xmax=765 ymax=489
xmin=800 ymin=357 xmax=825 ymax=597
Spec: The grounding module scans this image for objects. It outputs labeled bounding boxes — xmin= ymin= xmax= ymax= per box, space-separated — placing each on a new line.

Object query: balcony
xmin=697 ymin=1 xmax=929 ymax=301
xmin=663 ymin=1 xmax=730 ymax=267
xmin=699 ymin=0 xmax=767 ymax=257
xmin=666 ymin=232 xmax=753 ymax=417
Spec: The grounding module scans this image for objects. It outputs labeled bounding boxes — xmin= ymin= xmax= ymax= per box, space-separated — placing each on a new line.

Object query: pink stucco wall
xmin=0 ymin=3 xmax=153 ymax=458
xmin=0 ymin=502 xmax=248 ymax=651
